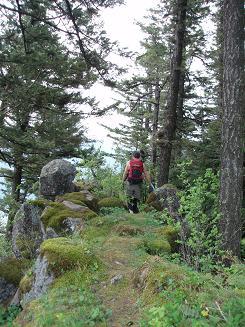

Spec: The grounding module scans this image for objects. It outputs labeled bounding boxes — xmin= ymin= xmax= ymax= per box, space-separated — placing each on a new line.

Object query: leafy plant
xmin=177 ymin=162 xmax=222 ymax=271
xmin=0 ymin=305 xmax=22 ymax=326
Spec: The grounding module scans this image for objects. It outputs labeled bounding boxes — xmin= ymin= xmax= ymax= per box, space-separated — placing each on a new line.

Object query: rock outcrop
xmin=0 ymin=277 xmax=17 ymax=305
xmin=146 ymin=184 xmax=180 ymax=219
xmin=20 ymin=255 xmax=54 ymax=306
xmin=39 ymin=159 xmax=77 ymax=199
xmin=12 ymin=203 xmax=44 ymax=259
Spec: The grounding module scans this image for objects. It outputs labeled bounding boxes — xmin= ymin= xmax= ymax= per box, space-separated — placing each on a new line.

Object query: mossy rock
xmin=142 ymin=238 xmax=171 ymax=255
xmin=98 ymin=197 xmax=124 ymax=209
xmin=146 ymin=184 xmax=179 ymax=214
xmin=41 ymin=202 xmax=97 ymax=231
xmin=113 ymin=224 xmax=144 ymax=236
xmin=0 ymin=257 xmax=30 ymax=286
xmin=27 ymin=199 xmax=49 ymax=209
xmin=57 ymin=191 xmax=98 ymax=212
xmin=19 ymin=273 xmax=34 ymax=294
xmin=155 ymin=225 xmax=179 ymax=252
xmin=40 ymin=237 xmax=99 ymax=276
xmin=15 ymin=236 xmax=39 ymax=260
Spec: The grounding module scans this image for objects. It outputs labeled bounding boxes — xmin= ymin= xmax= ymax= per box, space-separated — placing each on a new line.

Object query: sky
xmin=84 ymin=0 xmax=160 ymax=153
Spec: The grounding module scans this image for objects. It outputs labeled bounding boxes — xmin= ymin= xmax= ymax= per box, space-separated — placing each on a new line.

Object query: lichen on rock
xmin=12 ymin=203 xmax=44 ymax=259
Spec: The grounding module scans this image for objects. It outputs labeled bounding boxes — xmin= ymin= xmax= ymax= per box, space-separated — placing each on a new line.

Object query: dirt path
xmin=93 ymin=215 xmax=150 ymax=326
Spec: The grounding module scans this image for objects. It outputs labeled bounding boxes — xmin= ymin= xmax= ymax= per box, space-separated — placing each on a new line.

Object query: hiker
xmin=122 ymin=151 xmax=151 ymax=213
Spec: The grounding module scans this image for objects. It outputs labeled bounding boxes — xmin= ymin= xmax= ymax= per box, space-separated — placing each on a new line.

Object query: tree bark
xmin=157 ymin=0 xmax=187 ymax=186
xmin=175 ymin=69 xmax=185 ymax=158
xmin=219 ymin=0 xmax=244 ymax=257
xmin=11 ymin=163 xmax=22 ymax=203
xmin=151 ymin=80 xmax=161 ymax=175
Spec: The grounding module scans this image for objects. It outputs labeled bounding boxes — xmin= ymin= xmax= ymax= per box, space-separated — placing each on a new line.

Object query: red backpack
xmin=127 ymin=159 xmax=144 ymax=184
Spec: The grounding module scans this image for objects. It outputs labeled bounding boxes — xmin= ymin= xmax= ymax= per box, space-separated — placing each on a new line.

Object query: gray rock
xmin=12 ymin=203 xmax=44 ymax=259
xmin=10 ymin=288 xmax=20 ymax=306
xmin=78 ymin=190 xmax=99 ymax=212
xmin=147 ymin=185 xmax=180 ymax=218
xmin=0 ymin=277 xmax=17 ymax=304
xmin=63 ymin=218 xmax=84 ymax=234
xmin=39 ymin=159 xmax=76 ymax=198
xmin=110 ymin=274 xmax=123 ymax=284
xmin=21 ymin=255 xmax=54 ymax=306
xmin=45 ymin=227 xmax=59 ymax=239
xmin=62 ymin=200 xmax=87 ymax=212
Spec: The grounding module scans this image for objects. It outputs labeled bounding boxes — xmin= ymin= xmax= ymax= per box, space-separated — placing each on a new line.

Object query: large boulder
xmin=12 ymin=203 xmax=44 ymax=259
xmin=39 ymin=159 xmax=77 ymax=199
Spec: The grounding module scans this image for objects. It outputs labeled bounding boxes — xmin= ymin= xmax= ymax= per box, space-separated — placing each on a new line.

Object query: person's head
xmin=132 ymin=150 xmax=141 ymax=159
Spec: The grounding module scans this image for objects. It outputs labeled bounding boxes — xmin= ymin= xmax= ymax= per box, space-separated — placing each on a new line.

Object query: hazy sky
xmin=85 ymin=0 xmax=160 ymax=152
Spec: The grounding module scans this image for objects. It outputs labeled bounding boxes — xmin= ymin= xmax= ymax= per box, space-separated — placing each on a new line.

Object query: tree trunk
xmin=175 ymin=69 xmax=185 ymax=158
xmin=157 ymin=0 xmax=187 ymax=186
xmin=151 ymin=80 xmax=161 ymax=175
xmin=219 ymin=0 xmax=244 ymax=257
xmin=11 ymin=163 xmax=22 ymax=202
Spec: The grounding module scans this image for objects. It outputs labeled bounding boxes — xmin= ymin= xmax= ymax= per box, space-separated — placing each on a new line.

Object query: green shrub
xmin=241 ymin=238 xmax=245 ymax=260
xmin=0 ymin=305 xmax=22 ymax=326
xmin=178 ymin=166 xmax=222 ymax=271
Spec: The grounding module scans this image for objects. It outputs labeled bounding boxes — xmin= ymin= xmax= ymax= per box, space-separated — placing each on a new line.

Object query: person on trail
xmin=122 ymin=151 xmax=151 ymax=214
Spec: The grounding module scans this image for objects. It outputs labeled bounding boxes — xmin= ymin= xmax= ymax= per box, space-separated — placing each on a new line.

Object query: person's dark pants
xmin=125 ymin=181 xmax=142 ymax=213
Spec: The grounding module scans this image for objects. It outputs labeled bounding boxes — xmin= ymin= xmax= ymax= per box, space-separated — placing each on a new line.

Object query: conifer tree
xmin=219 ymin=0 xmax=244 ymax=257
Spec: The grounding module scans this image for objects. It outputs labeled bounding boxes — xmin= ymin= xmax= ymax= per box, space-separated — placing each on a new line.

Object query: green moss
xmin=40 ymin=237 xmax=100 ymax=276
xmin=113 ymin=224 xmax=144 ymax=236
xmin=15 ymin=236 xmax=39 ymax=259
xmin=14 ymin=285 xmax=109 ymax=327
xmin=155 ymin=225 xmax=179 ymax=252
xmin=41 ymin=202 xmax=97 ymax=230
xmin=19 ymin=273 xmax=34 ymax=294
xmin=57 ymin=192 xmax=98 ymax=212
xmin=27 ymin=199 xmax=49 ymax=209
xmin=142 ymin=238 xmax=171 ymax=255
xmin=0 ymin=257 xmax=30 ymax=286
xmin=98 ymin=197 xmax=124 ymax=209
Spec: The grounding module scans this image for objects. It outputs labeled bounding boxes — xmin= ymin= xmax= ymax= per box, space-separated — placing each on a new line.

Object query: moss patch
xmin=41 ymin=202 xmax=97 ymax=230
xmin=155 ymin=225 xmax=179 ymax=252
xmin=142 ymin=238 xmax=171 ymax=255
xmin=19 ymin=273 xmax=34 ymax=294
xmin=27 ymin=199 xmax=49 ymax=209
xmin=0 ymin=257 xmax=30 ymax=286
xmin=113 ymin=224 xmax=144 ymax=236
xmin=98 ymin=197 xmax=124 ymax=209
xmin=40 ymin=237 xmax=99 ymax=276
